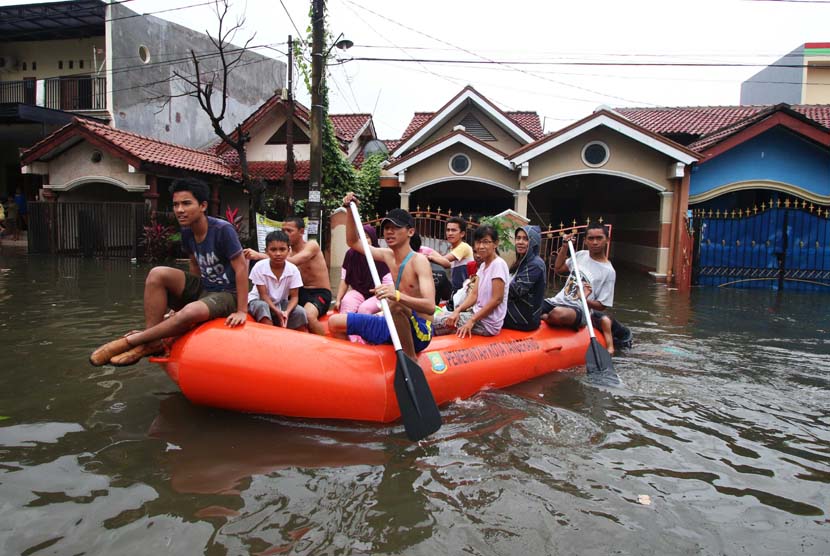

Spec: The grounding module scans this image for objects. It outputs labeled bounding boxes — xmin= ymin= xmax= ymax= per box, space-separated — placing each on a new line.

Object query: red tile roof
xmin=616 ymin=105 xmax=830 ymax=137
xmin=22 ymin=119 xmax=233 ymax=177
xmin=506 ymin=111 xmax=544 ymax=140
xmin=401 ymin=113 xmax=434 ymax=142
xmin=688 ymin=104 xmax=830 ymax=153
xmin=22 ymin=115 xmax=366 ymax=183
xmin=329 ymin=114 xmax=371 ymax=142
xmin=248 ymin=160 xmax=311 ymax=181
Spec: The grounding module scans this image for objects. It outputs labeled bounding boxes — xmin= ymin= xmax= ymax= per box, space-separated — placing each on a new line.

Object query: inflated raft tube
xmin=152 ymin=320 xmax=599 ymax=423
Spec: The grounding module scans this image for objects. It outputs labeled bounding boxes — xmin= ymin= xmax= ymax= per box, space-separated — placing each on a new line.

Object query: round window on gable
xmin=582 ymin=141 xmax=609 ymax=168
xmin=449 ymin=153 xmax=471 ymax=175
xmin=90 ymin=150 xmax=103 ymax=163
xmin=138 ymin=45 xmax=151 ymax=64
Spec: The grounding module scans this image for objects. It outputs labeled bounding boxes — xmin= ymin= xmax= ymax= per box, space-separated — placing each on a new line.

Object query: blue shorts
xmin=346 ymin=312 xmax=433 ymax=353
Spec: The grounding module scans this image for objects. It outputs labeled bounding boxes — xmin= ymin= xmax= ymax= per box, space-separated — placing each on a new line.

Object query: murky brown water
xmin=1 ymin=251 xmax=828 ymax=555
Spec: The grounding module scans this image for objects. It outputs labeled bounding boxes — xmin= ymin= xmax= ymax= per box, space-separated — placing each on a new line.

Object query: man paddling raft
xmin=328 ymin=192 xmax=436 ymax=360
xmin=90 ymin=178 xmax=249 ymax=366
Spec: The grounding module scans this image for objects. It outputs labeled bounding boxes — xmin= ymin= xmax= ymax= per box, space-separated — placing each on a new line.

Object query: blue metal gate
xmin=693 ymin=197 xmax=830 ymax=290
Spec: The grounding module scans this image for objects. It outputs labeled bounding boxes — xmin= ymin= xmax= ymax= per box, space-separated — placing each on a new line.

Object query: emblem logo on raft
xmin=426 ymin=352 xmax=448 ymax=374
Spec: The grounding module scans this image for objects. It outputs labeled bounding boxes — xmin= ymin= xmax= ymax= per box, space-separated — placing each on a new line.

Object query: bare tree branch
xmin=143 ymin=0 xmax=261 ymax=241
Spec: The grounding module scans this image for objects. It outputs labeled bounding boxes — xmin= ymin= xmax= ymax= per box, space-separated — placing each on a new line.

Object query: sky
xmin=4 ymin=0 xmax=830 ymax=139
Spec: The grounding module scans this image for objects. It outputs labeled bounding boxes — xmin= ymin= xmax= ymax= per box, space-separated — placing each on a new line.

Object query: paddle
xmin=566 ymin=240 xmax=620 ymax=383
xmin=348 ymin=202 xmax=442 ymax=441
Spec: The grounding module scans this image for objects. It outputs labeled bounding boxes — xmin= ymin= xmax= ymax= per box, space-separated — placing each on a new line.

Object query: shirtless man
xmin=328 ymin=193 xmax=436 ymax=359
xmin=245 ymin=216 xmax=331 ymax=335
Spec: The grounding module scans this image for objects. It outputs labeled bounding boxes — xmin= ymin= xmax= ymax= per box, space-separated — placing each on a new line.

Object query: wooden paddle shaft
xmin=567 ymin=240 xmax=598 ymax=340
xmin=349 ymin=202 xmax=405 ymax=352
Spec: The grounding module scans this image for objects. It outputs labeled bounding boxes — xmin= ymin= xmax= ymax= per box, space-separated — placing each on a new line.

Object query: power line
xmin=344 ymin=56 xmax=821 ymax=70
xmin=351 ymin=44 xmax=817 ymax=60
xmin=278 ymin=0 xmax=307 ymax=49
xmin=336 ymin=0 xmax=464 ymax=91
xmin=106 ymin=0 xmax=218 ymax=22
xmin=341 ymin=0 xmax=655 ymax=106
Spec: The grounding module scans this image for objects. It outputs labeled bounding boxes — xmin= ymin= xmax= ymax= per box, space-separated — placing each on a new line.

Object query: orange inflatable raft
xmin=151 ymin=320 xmax=599 ymax=423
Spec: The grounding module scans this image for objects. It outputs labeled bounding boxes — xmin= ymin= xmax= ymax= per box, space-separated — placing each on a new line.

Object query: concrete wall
xmin=46 ymin=142 xmax=147 ymax=191
xmin=689 ymin=127 xmax=830 ymax=201
xmin=246 ymin=111 xmax=311 ymax=161
xmin=804 ymin=64 xmax=830 ymax=103
xmin=402 ymin=144 xmax=518 ymax=194
xmin=109 ymin=4 xmax=285 ymax=148
xmin=524 ymin=128 xmax=676 ymax=192
xmin=740 ymin=46 xmax=803 ymax=105
xmin=0 ymin=37 xmax=104 ymax=80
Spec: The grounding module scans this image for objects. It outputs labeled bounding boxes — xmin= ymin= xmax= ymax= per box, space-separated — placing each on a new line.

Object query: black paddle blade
xmin=393 ymin=350 xmax=442 ymax=441
xmin=585 ymin=337 xmax=614 ymax=374
xmin=585 ymin=338 xmax=622 ymax=386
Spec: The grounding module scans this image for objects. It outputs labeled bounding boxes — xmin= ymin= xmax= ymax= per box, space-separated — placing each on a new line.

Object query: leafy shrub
xmin=224 ymin=206 xmax=243 ymax=235
xmin=479 ymin=215 xmax=516 ymax=252
xmin=141 ymin=221 xmax=177 ymax=262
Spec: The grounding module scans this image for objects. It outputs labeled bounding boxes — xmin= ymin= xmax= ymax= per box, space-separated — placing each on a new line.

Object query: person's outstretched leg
xmin=90 ymin=268 xmax=189 ymax=366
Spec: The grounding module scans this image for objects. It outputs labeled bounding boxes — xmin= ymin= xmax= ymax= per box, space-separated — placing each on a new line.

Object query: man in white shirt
xmin=542 ymin=223 xmax=616 ymax=347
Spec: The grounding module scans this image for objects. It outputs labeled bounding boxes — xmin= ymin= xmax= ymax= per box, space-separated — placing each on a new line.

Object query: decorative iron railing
xmin=364 ymin=208 xmax=612 ymax=289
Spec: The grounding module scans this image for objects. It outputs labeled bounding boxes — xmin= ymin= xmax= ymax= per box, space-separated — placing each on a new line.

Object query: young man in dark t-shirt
xmin=90 ymin=178 xmax=249 ymax=366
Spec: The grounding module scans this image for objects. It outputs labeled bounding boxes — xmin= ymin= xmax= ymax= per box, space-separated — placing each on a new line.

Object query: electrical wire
xmin=340 ymin=0 xmax=655 ymax=106
xmin=343 ymin=56 xmax=820 ymax=70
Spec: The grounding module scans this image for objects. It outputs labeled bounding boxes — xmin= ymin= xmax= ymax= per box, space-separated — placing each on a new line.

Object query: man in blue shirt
xmin=90 ymin=178 xmax=249 ymax=366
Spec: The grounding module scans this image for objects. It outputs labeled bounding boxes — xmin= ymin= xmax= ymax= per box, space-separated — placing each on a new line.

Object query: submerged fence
xmin=28 ymin=202 xmax=170 ymax=258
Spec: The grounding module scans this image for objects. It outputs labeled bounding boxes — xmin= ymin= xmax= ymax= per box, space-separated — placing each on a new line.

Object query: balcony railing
xmin=0 ymin=79 xmax=35 ymax=104
xmin=0 ymin=75 xmax=107 ymax=111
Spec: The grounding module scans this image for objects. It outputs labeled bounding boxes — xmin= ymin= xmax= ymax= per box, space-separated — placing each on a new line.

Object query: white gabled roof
xmin=387 ymin=131 xmax=513 ymax=174
xmin=510 ymin=111 xmax=699 ymax=166
xmin=392 ymin=87 xmax=535 ymax=158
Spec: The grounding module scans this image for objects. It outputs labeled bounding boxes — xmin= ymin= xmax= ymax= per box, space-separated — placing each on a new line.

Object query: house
xmin=619 ymin=104 xmax=830 ymax=290
xmin=1 ymin=0 xmax=284 ymax=201
xmin=385 ymin=86 xmax=699 ymax=281
xmin=18 ymin=91 xmax=381 ymax=256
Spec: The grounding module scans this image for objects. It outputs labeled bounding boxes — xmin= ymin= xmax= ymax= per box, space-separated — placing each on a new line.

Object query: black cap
xmin=381 ymin=208 xmax=415 ymax=229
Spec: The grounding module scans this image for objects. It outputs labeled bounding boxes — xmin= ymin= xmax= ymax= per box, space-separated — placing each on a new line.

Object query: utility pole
xmin=307 ymin=0 xmax=324 ymax=241
xmin=283 ymin=35 xmax=295 ymax=214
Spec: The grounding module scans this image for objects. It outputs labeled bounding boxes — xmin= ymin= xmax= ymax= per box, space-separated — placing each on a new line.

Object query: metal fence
xmin=29 ymin=202 xmax=151 ymax=258
xmin=692 ymin=197 xmax=830 ymax=290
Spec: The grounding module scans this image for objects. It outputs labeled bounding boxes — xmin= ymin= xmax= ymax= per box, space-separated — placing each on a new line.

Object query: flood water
xmin=0 ymin=250 xmax=828 ymax=556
